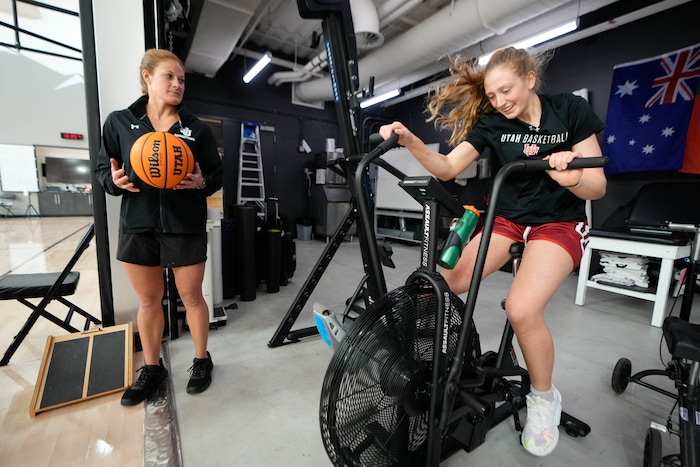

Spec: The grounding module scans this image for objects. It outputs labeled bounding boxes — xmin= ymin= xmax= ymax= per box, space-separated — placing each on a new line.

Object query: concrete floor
xmin=169 ymin=234 xmax=694 ymax=466
xmin=1 ymin=216 xmax=697 ymax=466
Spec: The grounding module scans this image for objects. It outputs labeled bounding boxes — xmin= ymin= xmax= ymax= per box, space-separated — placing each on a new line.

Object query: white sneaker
xmin=521 ymin=385 xmax=562 ymax=456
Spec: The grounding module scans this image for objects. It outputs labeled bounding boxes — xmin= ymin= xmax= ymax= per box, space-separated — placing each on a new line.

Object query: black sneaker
xmin=186 ymin=351 xmax=213 ymax=394
xmin=121 ymin=359 xmax=168 ymax=406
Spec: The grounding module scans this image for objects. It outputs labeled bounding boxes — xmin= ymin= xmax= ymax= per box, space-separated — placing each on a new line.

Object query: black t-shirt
xmin=466 ymin=93 xmax=605 ymax=225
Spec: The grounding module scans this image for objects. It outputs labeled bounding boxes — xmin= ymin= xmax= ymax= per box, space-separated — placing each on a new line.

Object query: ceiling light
xmin=243 ymin=52 xmax=272 ymax=83
xmin=478 ymin=20 xmax=578 ymax=65
xmin=513 ymin=20 xmax=578 ymax=49
xmin=360 ymin=89 xmax=401 ymax=108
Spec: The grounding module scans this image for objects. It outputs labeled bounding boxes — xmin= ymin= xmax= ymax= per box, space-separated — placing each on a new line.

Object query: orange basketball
xmin=129 ymin=132 xmax=194 ymax=189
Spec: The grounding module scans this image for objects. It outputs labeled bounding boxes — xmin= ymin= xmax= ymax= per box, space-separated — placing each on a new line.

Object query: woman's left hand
xmin=174 ymin=162 xmax=205 ymax=190
xmin=543 ymin=151 xmax=583 ymax=188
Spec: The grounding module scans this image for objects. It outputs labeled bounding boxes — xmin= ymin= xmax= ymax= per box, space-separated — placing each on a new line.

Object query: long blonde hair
xmin=139 ymin=48 xmax=184 ymax=95
xmin=426 ymin=47 xmax=548 ymax=147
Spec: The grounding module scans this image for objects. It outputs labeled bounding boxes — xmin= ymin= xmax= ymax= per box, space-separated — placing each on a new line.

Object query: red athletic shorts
xmin=493 ymin=216 xmax=589 ymax=270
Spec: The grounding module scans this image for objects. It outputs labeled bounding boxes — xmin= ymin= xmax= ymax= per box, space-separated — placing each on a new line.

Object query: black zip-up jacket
xmin=95 ymin=95 xmax=223 ymax=235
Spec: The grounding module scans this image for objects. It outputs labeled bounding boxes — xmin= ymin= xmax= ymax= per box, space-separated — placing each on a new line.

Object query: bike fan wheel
xmin=319 ymin=282 xmax=465 ymax=467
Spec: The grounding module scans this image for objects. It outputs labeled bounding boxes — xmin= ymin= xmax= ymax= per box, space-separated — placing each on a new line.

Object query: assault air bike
xmin=318 ymin=134 xmax=608 ymax=466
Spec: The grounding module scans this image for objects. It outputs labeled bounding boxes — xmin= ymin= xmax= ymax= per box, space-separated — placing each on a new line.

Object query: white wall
xmin=2 ymin=1 xmax=147 ymax=324
xmin=91 ymin=0 xmax=146 ymax=326
xmin=0 ymin=50 xmax=89 ymax=149
xmin=0 ymin=48 xmax=89 ymax=210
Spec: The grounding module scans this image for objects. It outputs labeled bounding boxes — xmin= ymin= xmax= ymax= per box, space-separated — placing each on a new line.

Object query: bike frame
xmin=353 ymin=141 xmax=607 ymax=464
xmin=665 ymin=222 xmax=700 ymax=467
xmin=355 ymin=156 xmax=608 ymax=466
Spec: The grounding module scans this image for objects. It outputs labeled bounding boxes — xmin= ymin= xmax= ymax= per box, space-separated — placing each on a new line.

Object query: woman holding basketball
xmin=379 ymin=47 xmax=606 ymax=457
xmin=95 ymin=48 xmax=223 ymax=405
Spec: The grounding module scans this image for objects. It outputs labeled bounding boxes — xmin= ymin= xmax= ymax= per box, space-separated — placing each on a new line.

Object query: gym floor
xmin=1 ymin=216 xmax=697 ymax=466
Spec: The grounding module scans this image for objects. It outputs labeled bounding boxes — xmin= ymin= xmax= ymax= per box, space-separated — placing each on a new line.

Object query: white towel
xmin=603 ymin=268 xmax=649 ymax=283
xmin=591 ymin=272 xmax=636 ymax=287
xmin=599 ymin=252 xmax=648 ymax=270
xmin=592 ymin=270 xmax=650 ymax=288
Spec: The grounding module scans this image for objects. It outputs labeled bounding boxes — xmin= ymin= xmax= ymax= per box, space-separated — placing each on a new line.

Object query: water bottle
xmin=438 ymin=205 xmax=480 ymax=269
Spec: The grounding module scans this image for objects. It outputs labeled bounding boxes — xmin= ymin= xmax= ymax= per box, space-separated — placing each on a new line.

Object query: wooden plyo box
xmin=30 ymin=323 xmax=133 ymax=417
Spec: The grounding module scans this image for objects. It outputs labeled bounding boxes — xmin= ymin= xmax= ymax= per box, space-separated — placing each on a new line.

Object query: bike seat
xmin=509 ymin=242 xmax=524 ymax=258
xmin=663 ymin=316 xmax=700 ymax=362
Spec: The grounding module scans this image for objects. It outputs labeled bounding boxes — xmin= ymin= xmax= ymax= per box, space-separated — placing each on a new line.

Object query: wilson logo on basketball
xmin=148 ymin=138 xmax=162 ymax=178
xmin=130 ymin=132 xmax=194 ymax=189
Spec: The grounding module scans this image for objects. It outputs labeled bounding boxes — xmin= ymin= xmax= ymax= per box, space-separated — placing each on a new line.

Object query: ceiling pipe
xmin=375 ymin=0 xmax=692 ymax=108
xmin=293 ymin=0 xmax=573 ymax=104
xmin=266 ymin=0 xmax=382 ymax=86
xmin=268 ymin=0 xmax=424 ymax=88
xmin=268 ymin=49 xmax=328 ymax=86
xmin=231 ymin=0 xmax=282 ymax=63
xmin=528 ymin=0 xmax=692 ymax=54
xmin=377 ymin=0 xmax=423 ymax=29
xmin=351 ymin=0 xmax=384 ymax=49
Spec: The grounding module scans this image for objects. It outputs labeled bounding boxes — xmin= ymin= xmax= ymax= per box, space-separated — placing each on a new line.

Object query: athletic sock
xmin=531 ymin=386 xmax=555 ymax=402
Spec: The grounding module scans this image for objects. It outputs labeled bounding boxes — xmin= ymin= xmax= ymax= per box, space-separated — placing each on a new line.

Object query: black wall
xmin=184 ymin=56 xmax=341 ymax=224
xmin=183 ymin=0 xmax=700 ymax=228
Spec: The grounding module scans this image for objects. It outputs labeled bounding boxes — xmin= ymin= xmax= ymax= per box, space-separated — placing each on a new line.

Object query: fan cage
xmin=319 ymin=281 xmax=475 ymax=466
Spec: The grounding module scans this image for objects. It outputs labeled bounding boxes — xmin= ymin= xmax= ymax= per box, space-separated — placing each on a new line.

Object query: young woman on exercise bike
xmin=380 ymin=46 xmax=607 ymax=457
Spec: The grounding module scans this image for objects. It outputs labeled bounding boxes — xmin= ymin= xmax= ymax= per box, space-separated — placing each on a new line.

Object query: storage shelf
xmin=38 ymin=192 xmax=93 ymax=217
xmin=585 ymin=280 xmax=656 ymax=302
xmin=375 ymin=208 xmax=422 ymax=219
xmin=375 ymin=208 xmax=423 ymax=244
xmin=376 ymin=227 xmax=419 ymax=242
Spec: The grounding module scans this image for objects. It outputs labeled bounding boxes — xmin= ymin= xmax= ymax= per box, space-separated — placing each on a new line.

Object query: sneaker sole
xmin=522 ymin=428 xmax=560 ymax=457
xmin=186 ymin=377 xmax=212 ymax=394
xmin=120 ymin=371 xmax=168 ymax=406
xmin=521 ymin=389 xmax=562 ymax=457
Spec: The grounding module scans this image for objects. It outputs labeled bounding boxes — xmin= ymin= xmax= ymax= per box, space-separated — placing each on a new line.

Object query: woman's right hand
xmin=379 ymin=121 xmax=418 ymax=147
xmin=380 ymin=121 xmax=479 ymax=182
xmin=110 ymin=158 xmax=140 ymax=192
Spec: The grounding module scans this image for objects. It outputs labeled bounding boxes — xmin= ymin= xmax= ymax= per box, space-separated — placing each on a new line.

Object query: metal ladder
xmin=237 ymin=121 xmax=266 ymax=210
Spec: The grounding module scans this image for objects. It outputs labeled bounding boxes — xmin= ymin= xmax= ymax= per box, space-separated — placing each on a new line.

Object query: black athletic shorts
xmin=117 ymin=232 xmax=207 ymax=268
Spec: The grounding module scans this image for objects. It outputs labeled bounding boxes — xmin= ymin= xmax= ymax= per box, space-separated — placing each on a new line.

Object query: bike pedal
xmin=504 ymin=390 xmax=523 ymax=431
xmin=560 ymin=411 xmax=591 ymax=437
xmin=312 ymin=303 xmax=347 ymax=349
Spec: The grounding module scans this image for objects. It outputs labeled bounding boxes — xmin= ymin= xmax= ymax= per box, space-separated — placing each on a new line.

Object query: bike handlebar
xmin=371 ymin=131 xmax=400 ymax=154
xmin=366 ymin=133 xmax=608 ymax=172
xmin=347 ymin=132 xmax=401 ymax=163
xmin=509 ymin=156 xmax=609 ymax=171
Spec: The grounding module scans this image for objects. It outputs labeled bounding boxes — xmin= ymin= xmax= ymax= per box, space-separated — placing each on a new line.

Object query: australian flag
xmin=604 ymin=44 xmax=700 ymax=174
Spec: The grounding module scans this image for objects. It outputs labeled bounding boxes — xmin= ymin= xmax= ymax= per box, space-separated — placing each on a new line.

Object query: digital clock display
xmin=61 ymin=132 xmax=84 ymax=140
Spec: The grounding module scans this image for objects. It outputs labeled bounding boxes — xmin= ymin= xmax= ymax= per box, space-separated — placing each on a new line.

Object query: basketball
xmin=129 ymin=132 xmax=194 ymax=189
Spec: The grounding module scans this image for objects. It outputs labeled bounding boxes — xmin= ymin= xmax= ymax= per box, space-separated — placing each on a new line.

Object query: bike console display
xmin=399 ymin=176 xmax=464 ymax=218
